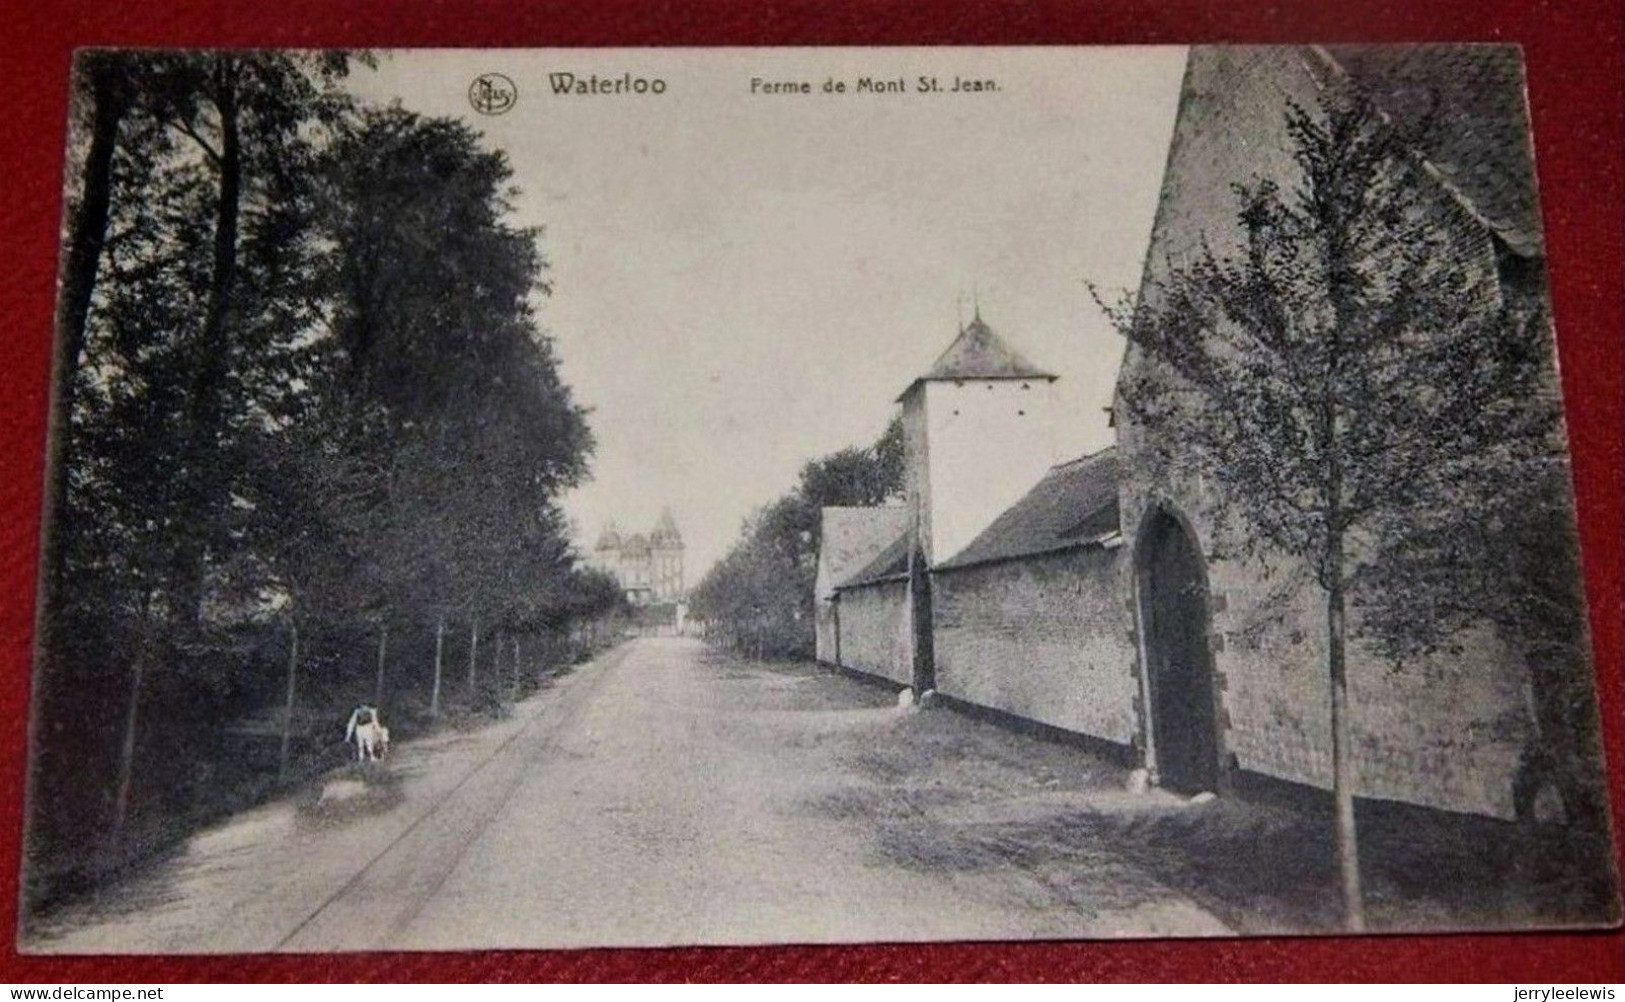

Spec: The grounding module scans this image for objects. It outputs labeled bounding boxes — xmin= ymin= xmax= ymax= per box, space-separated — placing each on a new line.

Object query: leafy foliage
xmin=29 ymin=54 xmax=620 ymax=903
xmin=1108 ymin=88 xmax=1555 ymax=597
xmin=690 ymin=418 xmax=903 ymax=657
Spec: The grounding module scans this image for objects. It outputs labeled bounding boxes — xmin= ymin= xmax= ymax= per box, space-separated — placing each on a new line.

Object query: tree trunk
xmin=278 ymin=624 xmax=299 ymax=781
xmin=492 ymin=629 xmax=503 ymax=701
xmin=177 ymin=56 xmax=245 ymax=628
xmin=1319 ymin=202 xmax=1364 ymax=930
xmin=430 ymin=616 xmax=445 ymax=718
xmin=45 ymin=55 xmax=129 ymax=600
xmin=1326 ymin=540 xmax=1365 ymax=931
xmin=467 ymin=616 xmax=480 ymax=696
xmin=112 ymin=614 xmax=153 ymax=845
xmin=373 ymin=624 xmax=388 ymax=706
xmin=510 ymin=635 xmax=522 ymax=703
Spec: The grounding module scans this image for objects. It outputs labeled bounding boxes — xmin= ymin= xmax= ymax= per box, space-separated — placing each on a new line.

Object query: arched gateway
xmin=1134 ymin=506 xmax=1223 ymax=795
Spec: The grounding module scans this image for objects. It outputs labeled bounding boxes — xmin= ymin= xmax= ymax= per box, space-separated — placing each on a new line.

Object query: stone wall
xmin=835 ymin=582 xmax=911 ymax=686
xmin=932 ymin=546 xmax=1139 ymax=747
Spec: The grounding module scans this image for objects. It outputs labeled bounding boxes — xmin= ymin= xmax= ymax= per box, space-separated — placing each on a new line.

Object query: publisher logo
xmin=469 ymin=73 xmax=518 ymax=115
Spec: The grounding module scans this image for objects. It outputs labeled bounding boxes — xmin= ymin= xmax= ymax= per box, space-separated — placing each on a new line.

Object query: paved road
xmin=27 ymin=637 xmax=1226 ymax=952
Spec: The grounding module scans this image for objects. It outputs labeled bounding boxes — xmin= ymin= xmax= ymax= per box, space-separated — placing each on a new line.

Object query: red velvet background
xmin=0 ymin=0 xmax=1620 ymax=983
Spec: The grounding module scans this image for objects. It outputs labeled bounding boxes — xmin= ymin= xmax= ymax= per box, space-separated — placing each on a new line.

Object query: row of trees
xmin=30 ymin=52 xmax=623 ymax=902
xmin=1104 ymin=82 xmax=1604 ymax=930
xmin=689 ymin=419 xmax=904 ymax=658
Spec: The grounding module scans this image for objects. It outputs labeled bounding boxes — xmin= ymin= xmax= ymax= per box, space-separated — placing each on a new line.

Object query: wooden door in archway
xmin=1137 ymin=508 xmax=1221 ymax=795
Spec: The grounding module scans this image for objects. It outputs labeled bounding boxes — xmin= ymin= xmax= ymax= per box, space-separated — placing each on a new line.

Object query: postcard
xmin=21 ymin=45 xmax=1618 ymax=953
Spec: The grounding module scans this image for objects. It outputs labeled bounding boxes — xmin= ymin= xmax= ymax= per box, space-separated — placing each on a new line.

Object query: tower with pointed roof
xmin=649 ymin=507 xmax=685 ymax=601
xmin=899 ymin=309 xmax=1061 ymax=567
xmin=593 ymin=520 xmax=623 ymax=555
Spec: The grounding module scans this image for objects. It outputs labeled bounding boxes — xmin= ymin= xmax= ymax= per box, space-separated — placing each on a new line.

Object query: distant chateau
xmin=589 ymin=510 xmax=686 ymax=605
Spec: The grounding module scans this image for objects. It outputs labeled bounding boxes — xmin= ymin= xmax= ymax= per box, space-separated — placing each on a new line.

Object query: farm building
xmin=817 ymin=45 xmax=1598 ymax=821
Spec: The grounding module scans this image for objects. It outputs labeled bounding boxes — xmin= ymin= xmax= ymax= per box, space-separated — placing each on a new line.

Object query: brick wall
xmin=835 ymin=581 xmax=911 ymax=686
xmin=932 ymin=546 xmax=1139 ymax=747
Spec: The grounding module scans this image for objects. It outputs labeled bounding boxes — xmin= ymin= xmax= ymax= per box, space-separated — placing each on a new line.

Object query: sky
xmin=346 ymin=48 xmax=1189 ymax=580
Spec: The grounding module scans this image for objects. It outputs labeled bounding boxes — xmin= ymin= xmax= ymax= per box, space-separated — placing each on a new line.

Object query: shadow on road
xmin=744 ymin=651 xmax=1615 ymax=937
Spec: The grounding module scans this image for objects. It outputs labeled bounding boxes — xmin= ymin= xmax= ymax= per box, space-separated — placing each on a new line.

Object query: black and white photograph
xmin=20 ymin=45 xmax=1620 ymax=952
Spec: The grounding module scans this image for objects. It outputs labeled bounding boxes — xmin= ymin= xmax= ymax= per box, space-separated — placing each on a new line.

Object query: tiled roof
xmin=1317 ymin=44 xmax=1544 ymax=258
xmin=819 ymin=506 xmax=910 ymax=595
xmin=898 ymin=316 xmax=1057 ymax=400
xmin=937 ymin=448 xmax=1121 ymax=571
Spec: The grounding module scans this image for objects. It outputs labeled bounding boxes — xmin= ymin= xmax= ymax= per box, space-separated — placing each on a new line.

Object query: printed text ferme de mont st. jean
xmin=540 ymin=72 xmax=1000 ymax=96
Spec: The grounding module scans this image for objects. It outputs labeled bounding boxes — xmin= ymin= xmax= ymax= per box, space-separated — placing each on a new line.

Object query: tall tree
xmin=36 ymin=51 xmax=357 ymax=862
xmin=145 ymin=52 xmax=356 ymax=625
xmin=44 ymin=53 xmax=135 ymax=605
xmin=32 ymin=49 xmax=631 ymax=903
xmin=691 ymin=417 xmax=903 ymax=657
xmin=1100 ymin=84 xmax=1561 ymax=930
xmin=298 ymin=106 xmax=593 ymax=672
